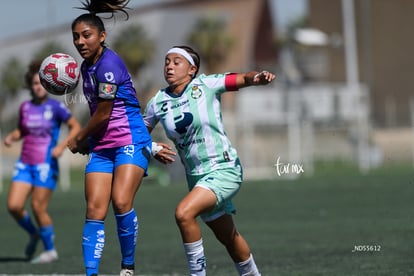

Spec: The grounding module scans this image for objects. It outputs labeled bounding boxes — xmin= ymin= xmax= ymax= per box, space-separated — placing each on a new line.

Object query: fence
xmin=232 ymin=82 xmax=371 ymax=180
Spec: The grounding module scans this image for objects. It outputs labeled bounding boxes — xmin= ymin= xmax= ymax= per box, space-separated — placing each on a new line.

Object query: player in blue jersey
xmin=144 ymin=45 xmax=275 ymax=275
xmin=4 ymin=60 xmax=81 ymax=263
xmin=67 ymin=1 xmax=153 ymax=275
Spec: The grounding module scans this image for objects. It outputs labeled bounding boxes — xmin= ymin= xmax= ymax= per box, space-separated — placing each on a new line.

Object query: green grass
xmin=0 ymin=165 xmax=414 ymax=275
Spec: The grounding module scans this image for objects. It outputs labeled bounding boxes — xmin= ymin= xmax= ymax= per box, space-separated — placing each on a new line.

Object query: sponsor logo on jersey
xmin=161 ymin=99 xmax=189 ymax=112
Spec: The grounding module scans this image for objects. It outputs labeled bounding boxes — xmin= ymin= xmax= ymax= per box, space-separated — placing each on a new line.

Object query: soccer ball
xmin=39 ymin=53 xmax=80 ymax=96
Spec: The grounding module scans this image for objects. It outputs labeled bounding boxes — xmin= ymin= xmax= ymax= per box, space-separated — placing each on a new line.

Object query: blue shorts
xmin=85 ymin=144 xmax=151 ymax=175
xmin=12 ymin=160 xmax=58 ymax=190
xmin=186 ymin=161 xmax=243 ymax=222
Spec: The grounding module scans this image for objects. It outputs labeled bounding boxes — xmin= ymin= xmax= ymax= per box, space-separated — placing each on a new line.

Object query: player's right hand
xmin=153 ymin=142 xmax=176 ymax=164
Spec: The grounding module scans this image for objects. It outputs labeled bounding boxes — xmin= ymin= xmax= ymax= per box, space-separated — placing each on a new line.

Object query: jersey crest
xmin=191 ymin=85 xmax=203 ymax=99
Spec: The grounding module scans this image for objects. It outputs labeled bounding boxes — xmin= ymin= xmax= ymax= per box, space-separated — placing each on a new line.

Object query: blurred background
xmin=1 ymin=0 xmax=413 ymax=188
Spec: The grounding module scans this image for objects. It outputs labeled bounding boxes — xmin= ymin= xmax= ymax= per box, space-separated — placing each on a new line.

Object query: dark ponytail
xmin=77 ymin=0 xmax=130 ymax=19
xmin=72 ymin=0 xmax=131 ymax=35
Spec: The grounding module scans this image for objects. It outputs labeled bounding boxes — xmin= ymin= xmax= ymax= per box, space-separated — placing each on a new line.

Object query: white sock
xmin=235 ymin=254 xmax=261 ymax=276
xmin=183 ymin=239 xmax=206 ymax=276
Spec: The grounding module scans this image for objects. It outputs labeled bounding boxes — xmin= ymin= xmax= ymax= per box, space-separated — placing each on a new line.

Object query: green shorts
xmin=186 ymin=163 xmax=243 ymax=222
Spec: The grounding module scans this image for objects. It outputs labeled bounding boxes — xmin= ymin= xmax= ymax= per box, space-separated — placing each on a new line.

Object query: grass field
xmin=0 ymin=164 xmax=413 ymax=275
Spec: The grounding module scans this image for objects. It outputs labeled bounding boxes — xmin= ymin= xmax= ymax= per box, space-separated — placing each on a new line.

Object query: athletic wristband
xmin=151 ymin=142 xmax=163 ymax=156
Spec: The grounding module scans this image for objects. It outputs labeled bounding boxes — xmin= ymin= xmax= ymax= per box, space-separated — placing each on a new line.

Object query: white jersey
xmin=144 ymin=73 xmax=240 ymax=175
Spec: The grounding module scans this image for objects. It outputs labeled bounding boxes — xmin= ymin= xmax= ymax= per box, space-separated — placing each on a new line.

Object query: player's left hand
xmin=253 ymin=71 xmax=276 ymax=84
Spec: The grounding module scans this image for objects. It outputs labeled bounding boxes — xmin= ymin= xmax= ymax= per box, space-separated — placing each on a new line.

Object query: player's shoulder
xmin=21 ymin=100 xmax=32 ymax=107
xmin=45 ymin=98 xmax=63 ymax=107
xmin=46 ymin=98 xmax=71 ymax=112
xmin=101 ymin=48 xmax=125 ymax=66
xmin=97 ymin=48 xmax=129 ymax=80
xmin=194 ymin=73 xmax=227 ymax=89
xmin=20 ymin=100 xmax=32 ymax=113
xmin=150 ymin=88 xmax=169 ymax=102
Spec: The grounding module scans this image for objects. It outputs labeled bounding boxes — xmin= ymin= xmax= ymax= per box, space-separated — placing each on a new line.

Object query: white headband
xmin=166 ymin=47 xmax=195 ymax=66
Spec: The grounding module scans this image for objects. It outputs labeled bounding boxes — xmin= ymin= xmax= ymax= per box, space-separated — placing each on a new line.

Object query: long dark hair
xmin=71 ymin=0 xmax=130 ymax=37
xmin=25 ymin=60 xmax=41 ymax=89
xmin=25 ymin=60 xmax=46 ymax=99
xmin=77 ymin=0 xmax=130 ymax=18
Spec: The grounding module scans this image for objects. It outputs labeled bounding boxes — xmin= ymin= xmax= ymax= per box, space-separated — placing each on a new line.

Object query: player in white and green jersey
xmin=145 ymin=72 xmax=239 ymax=175
xmin=144 ymin=45 xmax=275 ymax=276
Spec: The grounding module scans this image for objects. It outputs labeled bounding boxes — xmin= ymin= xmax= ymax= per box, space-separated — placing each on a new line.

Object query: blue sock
xmin=39 ymin=225 xmax=55 ymax=251
xmin=83 ymin=219 xmax=105 ymax=276
xmin=115 ymin=208 xmax=138 ymax=268
xmin=17 ymin=213 xmax=37 ymax=235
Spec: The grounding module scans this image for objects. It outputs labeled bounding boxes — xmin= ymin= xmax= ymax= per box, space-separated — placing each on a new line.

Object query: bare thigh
xmin=111 ymin=164 xmax=145 ymax=214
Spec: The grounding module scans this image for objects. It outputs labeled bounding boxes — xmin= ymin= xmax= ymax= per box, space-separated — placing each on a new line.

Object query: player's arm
xmin=4 ymin=128 xmax=22 ymax=147
xmin=230 ymin=71 xmax=276 ymax=89
xmin=53 ymin=116 xmax=82 ymax=158
xmin=67 ymin=99 xmax=113 ymax=154
xmin=146 ymin=126 xmax=176 ymax=164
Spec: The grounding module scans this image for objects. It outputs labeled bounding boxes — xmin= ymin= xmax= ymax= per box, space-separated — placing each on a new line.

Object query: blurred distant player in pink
xmin=4 ymin=60 xmax=80 ymax=263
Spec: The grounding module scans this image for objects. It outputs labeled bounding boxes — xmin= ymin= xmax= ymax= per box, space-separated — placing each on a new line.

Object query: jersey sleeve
xmin=199 ymin=73 xmax=238 ymax=94
xmin=95 ymin=60 xmax=123 ymax=100
xmin=197 ymin=73 xmax=225 ymax=94
xmin=143 ymin=96 xmax=159 ymax=129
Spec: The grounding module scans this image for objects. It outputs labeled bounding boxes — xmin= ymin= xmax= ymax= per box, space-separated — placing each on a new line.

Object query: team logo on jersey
xmin=191 ymin=85 xmax=202 ymax=99
xmin=44 ymin=106 xmax=53 ymax=120
xmin=104 ymin=72 xmax=115 ymax=82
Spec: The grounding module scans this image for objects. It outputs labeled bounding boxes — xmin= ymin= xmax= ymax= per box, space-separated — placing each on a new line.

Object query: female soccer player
xmin=4 ymin=60 xmax=81 ymax=264
xmin=144 ymin=45 xmax=275 ymax=275
xmin=67 ymin=1 xmax=152 ymax=275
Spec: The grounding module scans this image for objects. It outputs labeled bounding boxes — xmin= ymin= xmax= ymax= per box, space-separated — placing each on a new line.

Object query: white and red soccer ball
xmin=39 ymin=53 xmax=80 ymax=96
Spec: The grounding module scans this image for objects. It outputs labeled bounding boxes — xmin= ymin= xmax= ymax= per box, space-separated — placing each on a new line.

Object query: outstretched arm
xmin=235 ymin=70 xmax=276 ymax=89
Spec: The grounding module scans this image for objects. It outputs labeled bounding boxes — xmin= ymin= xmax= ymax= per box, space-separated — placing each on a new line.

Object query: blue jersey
xmin=81 ymin=47 xmax=151 ymax=151
xmin=19 ymin=98 xmax=71 ymax=165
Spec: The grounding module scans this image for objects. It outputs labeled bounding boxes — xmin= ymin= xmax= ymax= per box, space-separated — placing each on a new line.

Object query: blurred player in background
xmin=67 ymin=1 xmax=152 ymax=275
xmin=144 ymin=45 xmax=275 ymax=276
xmin=4 ymin=60 xmax=81 ymax=264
